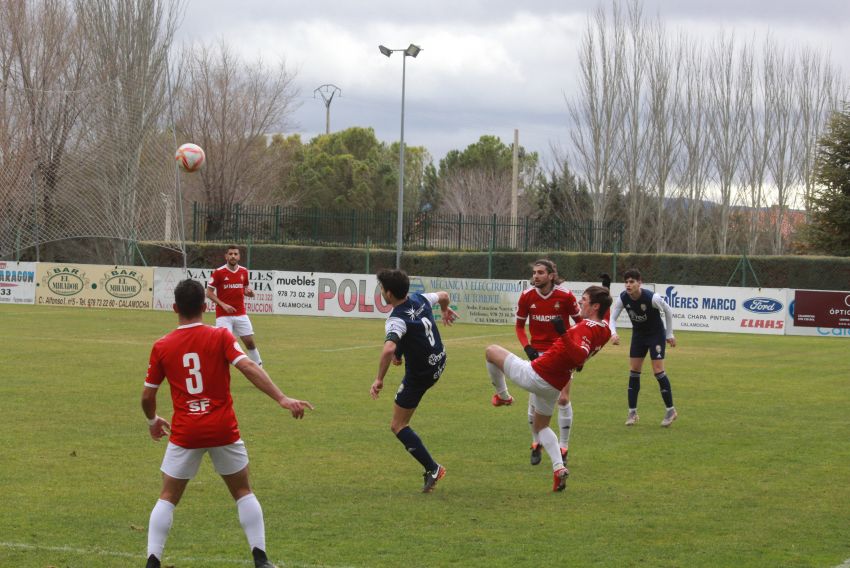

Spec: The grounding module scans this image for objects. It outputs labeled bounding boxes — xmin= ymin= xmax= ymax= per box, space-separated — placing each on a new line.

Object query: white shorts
xmin=215 ymin=315 xmax=254 ymax=338
xmin=503 ymin=353 xmax=560 ymax=417
xmin=160 ymin=440 xmax=249 ymax=479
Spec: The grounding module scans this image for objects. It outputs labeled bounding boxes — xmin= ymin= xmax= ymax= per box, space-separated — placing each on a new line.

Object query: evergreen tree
xmin=803 ymin=106 xmax=850 ymax=256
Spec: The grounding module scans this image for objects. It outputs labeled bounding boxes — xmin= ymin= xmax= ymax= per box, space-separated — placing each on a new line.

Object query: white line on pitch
xmin=0 ymin=541 xmax=355 ymax=568
xmin=835 ymin=558 xmax=850 ymax=568
xmin=319 ymin=332 xmax=513 ymax=352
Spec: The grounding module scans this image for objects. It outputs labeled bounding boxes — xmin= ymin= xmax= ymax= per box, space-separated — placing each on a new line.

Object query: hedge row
xmin=138 ymin=242 xmax=850 ymax=291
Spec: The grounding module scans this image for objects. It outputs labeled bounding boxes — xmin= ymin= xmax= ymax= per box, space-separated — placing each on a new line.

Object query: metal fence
xmin=191 ymin=203 xmax=624 ymax=253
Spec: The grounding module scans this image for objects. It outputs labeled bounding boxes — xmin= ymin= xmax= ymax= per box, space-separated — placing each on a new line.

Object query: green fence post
xmin=366 ymin=237 xmax=371 ymax=274
xmin=274 ymin=205 xmax=281 ymax=243
xmin=247 ymin=235 xmax=252 ymax=268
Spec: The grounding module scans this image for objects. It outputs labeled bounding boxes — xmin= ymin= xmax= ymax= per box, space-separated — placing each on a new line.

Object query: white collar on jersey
xmin=177 ymin=322 xmax=205 ymax=330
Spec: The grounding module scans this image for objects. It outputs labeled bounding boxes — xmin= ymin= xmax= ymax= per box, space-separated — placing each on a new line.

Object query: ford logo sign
xmin=743 ymin=297 xmax=783 ymax=314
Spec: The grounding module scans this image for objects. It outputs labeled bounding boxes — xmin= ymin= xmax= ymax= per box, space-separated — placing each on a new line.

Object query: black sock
xmin=396 ymin=426 xmax=438 ymax=472
xmin=655 ymin=372 xmax=674 ymax=408
xmin=628 ymin=371 xmax=641 ymax=409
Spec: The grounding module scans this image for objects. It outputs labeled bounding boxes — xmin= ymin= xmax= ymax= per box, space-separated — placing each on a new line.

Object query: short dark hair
xmin=623 ymin=268 xmax=642 ymax=282
xmin=226 ymin=245 xmax=240 ymax=252
xmin=376 ymin=268 xmax=409 ymax=300
xmin=174 ymin=279 xmax=206 ymax=317
xmin=584 ymin=285 xmax=613 ymax=318
xmin=532 ymin=259 xmax=564 ymax=285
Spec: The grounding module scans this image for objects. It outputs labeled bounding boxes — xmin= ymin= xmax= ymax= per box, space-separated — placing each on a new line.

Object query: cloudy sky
xmin=176 ymin=0 xmax=850 ymax=165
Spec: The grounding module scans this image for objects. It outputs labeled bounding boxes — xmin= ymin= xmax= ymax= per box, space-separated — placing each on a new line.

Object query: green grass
xmin=1 ymin=304 xmax=849 ymax=567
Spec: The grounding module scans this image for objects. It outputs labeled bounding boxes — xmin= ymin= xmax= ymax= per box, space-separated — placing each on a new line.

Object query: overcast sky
xmin=176 ymin=0 xmax=850 ymax=166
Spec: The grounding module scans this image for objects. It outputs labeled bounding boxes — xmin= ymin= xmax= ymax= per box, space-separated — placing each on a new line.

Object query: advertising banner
xmin=152 ymin=267 xmax=275 ymax=315
xmin=411 ymin=275 xmax=528 ymax=325
xmin=784 ymin=289 xmax=850 ymax=337
xmin=0 ymin=261 xmax=36 ymax=304
xmin=313 ymin=272 xmax=392 ymax=319
xmin=658 ymin=284 xmax=786 ymax=335
xmin=792 ymin=289 xmax=850 ymax=329
xmin=35 ymin=263 xmax=154 ymax=309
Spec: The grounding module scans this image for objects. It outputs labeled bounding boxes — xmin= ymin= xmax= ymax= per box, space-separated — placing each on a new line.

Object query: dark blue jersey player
xmin=370 ymin=268 xmax=459 ymax=493
xmin=608 ymin=268 xmax=678 ymax=428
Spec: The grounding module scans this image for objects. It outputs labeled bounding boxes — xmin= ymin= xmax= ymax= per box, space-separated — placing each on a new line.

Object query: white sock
xmin=557 ymin=402 xmax=573 ymax=449
xmin=236 ymin=493 xmax=266 ymax=552
xmin=528 ymin=400 xmax=539 ymax=445
xmin=247 ymin=348 xmax=262 ymax=366
xmin=537 ymin=427 xmax=564 ymax=471
xmin=486 ymin=361 xmax=510 ymax=399
xmin=147 ymin=499 xmax=175 ymax=560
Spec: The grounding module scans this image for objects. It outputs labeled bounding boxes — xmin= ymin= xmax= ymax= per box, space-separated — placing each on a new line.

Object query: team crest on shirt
xmin=405 ymin=307 xmax=418 ymax=319
xmin=554 ymin=301 xmax=560 ymax=310
xmin=641 ymin=304 xmax=647 ymax=311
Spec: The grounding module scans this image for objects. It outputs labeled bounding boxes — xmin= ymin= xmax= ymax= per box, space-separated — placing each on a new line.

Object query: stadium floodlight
xmin=377 ymin=43 xmax=423 ymax=269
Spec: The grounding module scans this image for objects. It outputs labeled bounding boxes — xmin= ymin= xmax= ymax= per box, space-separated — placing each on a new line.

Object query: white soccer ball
xmin=175 ymin=143 xmax=205 ymax=172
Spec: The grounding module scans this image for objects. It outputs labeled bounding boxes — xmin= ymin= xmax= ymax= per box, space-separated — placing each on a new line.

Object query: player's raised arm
xmin=433 ymin=291 xmax=458 ymax=325
xmin=235 ymin=358 xmax=313 ymax=418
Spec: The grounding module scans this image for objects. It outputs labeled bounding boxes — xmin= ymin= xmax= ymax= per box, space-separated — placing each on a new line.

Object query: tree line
xmin=0 ymin=0 xmax=847 ymax=263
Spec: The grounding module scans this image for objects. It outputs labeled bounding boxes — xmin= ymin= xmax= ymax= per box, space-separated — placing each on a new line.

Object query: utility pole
xmin=314 ymin=84 xmax=341 ymax=135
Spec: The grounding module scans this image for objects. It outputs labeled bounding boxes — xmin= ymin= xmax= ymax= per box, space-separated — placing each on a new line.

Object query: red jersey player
xmin=486 ymin=285 xmax=612 ymax=492
xmin=514 ymin=260 xmax=581 ymax=467
xmin=207 ymin=245 xmax=263 ymax=366
xmin=142 ymin=279 xmax=312 ymax=568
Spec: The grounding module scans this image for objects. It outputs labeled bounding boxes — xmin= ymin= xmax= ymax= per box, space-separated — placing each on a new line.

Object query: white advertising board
xmin=275 ymin=271 xmax=391 ymax=319
xmin=410 ymin=275 xmax=528 ymax=325
xmin=658 ymin=284 xmax=786 ymax=335
xmin=0 ymin=261 xmax=36 ymax=304
xmin=153 ymin=267 xmax=275 ymax=315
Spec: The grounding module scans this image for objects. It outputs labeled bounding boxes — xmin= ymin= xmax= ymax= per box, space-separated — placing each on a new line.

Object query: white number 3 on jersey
xmin=183 ymin=352 xmax=204 ymax=394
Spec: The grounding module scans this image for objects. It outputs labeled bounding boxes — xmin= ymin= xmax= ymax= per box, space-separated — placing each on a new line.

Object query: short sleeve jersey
xmin=144 ymin=323 xmax=248 ymax=448
xmin=208 ymin=264 xmax=249 ymax=318
xmin=385 ymin=293 xmax=446 ymax=379
xmin=516 ymin=284 xmax=581 ymax=351
xmin=620 ymin=288 xmax=665 ymax=336
xmin=531 ymin=319 xmax=611 ymax=390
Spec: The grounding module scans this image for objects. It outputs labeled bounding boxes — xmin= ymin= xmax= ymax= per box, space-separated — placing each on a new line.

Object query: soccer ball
xmin=175 ymin=143 xmax=205 ymax=172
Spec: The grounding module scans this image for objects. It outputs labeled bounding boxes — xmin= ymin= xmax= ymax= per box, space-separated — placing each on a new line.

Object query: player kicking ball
xmin=370 ymin=268 xmax=458 ymax=493
xmin=486 ymin=286 xmax=612 ymax=492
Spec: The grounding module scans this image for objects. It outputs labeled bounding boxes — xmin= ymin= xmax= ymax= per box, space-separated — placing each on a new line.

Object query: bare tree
xmin=676 ymin=39 xmax=711 ymax=254
xmin=438 ymin=168 xmax=515 ymax=216
xmin=618 ymin=0 xmax=649 ymax=252
xmin=568 ymin=2 xmax=626 ymax=250
xmin=76 ymin=0 xmax=182 ymax=262
xmin=707 ymin=33 xmax=748 ymax=254
xmin=645 ymin=18 xmax=681 ymax=253
xmin=796 ymin=46 xmax=838 ymax=221
xmin=178 ymin=41 xmax=299 ymax=234
xmin=764 ymin=41 xmax=800 ymax=255
xmin=5 ymin=0 xmax=88 ymax=256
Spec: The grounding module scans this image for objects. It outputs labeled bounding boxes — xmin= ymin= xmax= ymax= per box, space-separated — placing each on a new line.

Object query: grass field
xmin=1 ymin=304 xmax=849 ymax=568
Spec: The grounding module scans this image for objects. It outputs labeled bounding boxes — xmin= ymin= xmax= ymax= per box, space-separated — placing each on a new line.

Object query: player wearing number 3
xmin=370 ymin=268 xmax=459 ymax=493
xmin=141 ymin=279 xmax=312 ymax=568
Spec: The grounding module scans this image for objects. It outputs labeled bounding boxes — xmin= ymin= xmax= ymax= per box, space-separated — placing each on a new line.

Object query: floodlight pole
xmin=379 ymin=44 xmax=421 ymax=269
